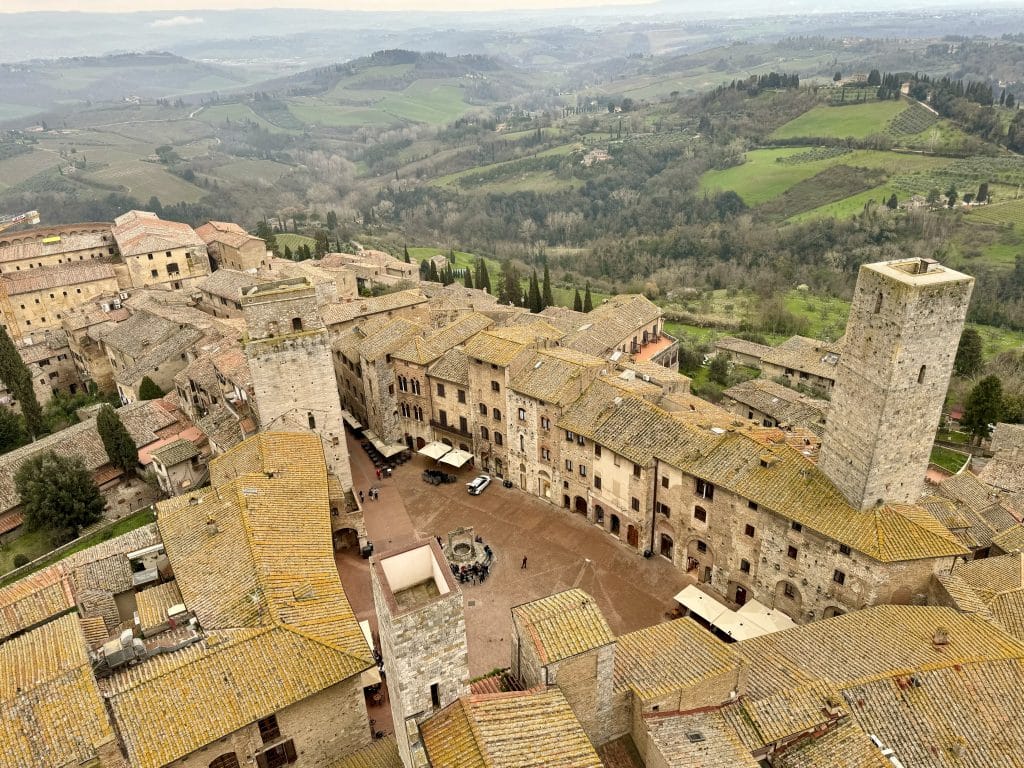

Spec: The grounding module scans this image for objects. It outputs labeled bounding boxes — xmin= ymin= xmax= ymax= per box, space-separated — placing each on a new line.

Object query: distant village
xmin=1 ymin=213 xmax=1024 ymax=767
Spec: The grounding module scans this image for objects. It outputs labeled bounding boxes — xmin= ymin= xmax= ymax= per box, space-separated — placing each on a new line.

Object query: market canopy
xmin=380 ymin=441 xmax=407 ymax=458
xmin=438 ymin=449 xmax=473 ymax=468
xmin=673 ymin=585 xmax=729 ymax=625
xmin=341 ymin=409 xmax=363 ymax=430
xmin=418 ymin=441 xmax=453 ymax=460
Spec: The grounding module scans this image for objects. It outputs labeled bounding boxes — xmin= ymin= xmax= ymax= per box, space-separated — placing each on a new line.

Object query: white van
xmin=466 ymin=474 xmax=492 ymax=495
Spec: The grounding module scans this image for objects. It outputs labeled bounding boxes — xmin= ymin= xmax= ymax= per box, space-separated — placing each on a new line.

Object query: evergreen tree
xmin=709 ymin=354 xmax=730 ymax=385
xmin=528 ymin=272 xmax=542 ymax=313
xmin=1007 ymin=93 xmax=1016 ymax=110
xmin=419 ymin=260 xmax=430 ymax=280
xmin=962 ymin=375 xmax=1004 ymax=441
xmin=542 ymin=264 xmax=553 ymax=309
xmin=326 ymin=210 xmax=338 ymax=230
xmin=573 ymin=289 xmax=583 ymax=312
xmin=498 ymin=263 xmax=522 ymax=306
xmin=0 ymin=409 xmax=26 ymax=455
xmin=314 ymin=229 xmax=330 ymax=258
xmin=977 ymin=182 xmax=989 ymax=204
xmin=428 ymin=261 xmax=439 ymax=282
xmin=254 ymin=219 xmax=280 ymax=257
xmin=954 ymin=328 xmax=984 ymax=377
xmin=15 ymin=451 xmax=105 ymax=543
xmin=0 ymin=326 xmax=44 ymax=439
xmin=96 ymin=405 xmax=138 ymax=474
xmin=478 ymin=260 xmax=492 ymax=295
xmin=583 ymin=282 xmax=594 ymax=312
xmin=463 ymin=269 xmax=473 ymax=289
xmin=283 ymin=244 xmax=293 ymax=260
xmin=301 ymin=243 xmax=312 ymax=260
xmin=138 ymin=377 xmax=164 ymax=401
xmin=403 ymin=245 xmax=411 ymax=263
xmin=886 ymin=194 xmax=898 ymax=210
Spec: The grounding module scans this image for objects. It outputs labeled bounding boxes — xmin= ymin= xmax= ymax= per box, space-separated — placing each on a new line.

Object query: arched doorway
xmin=209 ymin=754 xmax=240 ymax=768
xmin=774 ymin=580 xmax=803 ymax=618
xmin=659 ymin=533 xmax=674 ymax=560
xmin=520 ymin=463 xmax=526 ymax=490
xmin=822 ymin=606 xmax=845 ymax=619
xmin=627 ymin=525 xmax=639 ymax=548
xmin=728 ymin=581 xmax=749 ymax=606
xmin=416 ymin=436 xmax=426 ymax=449
xmin=333 ymin=528 xmax=359 ymax=551
xmin=574 ymin=496 xmax=588 ymax=516
xmin=538 ymin=470 xmax=551 ymax=500
xmin=686 ymin=539 xmax=714 ymax=584
xmin=610 ymin=515 xmax=621 ymax=536
xmin=563 ymin=495 xmax=571 ymax=509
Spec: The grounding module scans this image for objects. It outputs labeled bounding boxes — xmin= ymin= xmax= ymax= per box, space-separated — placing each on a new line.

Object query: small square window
xmin=833 ymin=570 xmax=846 ymax=585
xmin=740 ymin=559 xmax=751 ymax=573
xmin=696 ymin=540 xmax=707 ymax=553
xmin=787 ymin=545 xmax=798 ymax=559
xmin=594 ymin=476 xmax=602 ymax=489
xmin=661 ymin=476 xmax=669 ymax=489
xmin=744 ymin=524 xmax=755 ymax=537
xmin=631 ymin=497 xmax=640 ymax=512
xmin=791 ymin=521 xmax=803 ymax=532
xmin=491 ymin=380 xmax=500 ymax=393
xmin=747 ymin=500 xmax=758 ymax=511
xmin=784 ymin=583 xmax=796 ymax=599
xmin=839 ymin=544 xmax=851 ymax=556
xmin=694 ymin=507 xmax=707 ymax=522
xmin=633 ymin=463 xmax=641 ymax=478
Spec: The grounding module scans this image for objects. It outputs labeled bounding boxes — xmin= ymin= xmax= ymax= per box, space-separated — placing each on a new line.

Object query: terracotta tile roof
xmin=135 ymin=581 xmax=183 ymax=634
xmin=99 ymin=310 xmax=179 ymax=359
xmin=614 ymin=617 xmax=743 ymax=700
xmin=327 ymin=736 xmax=402 ymax=768
xmin=735 ymin=605 xmax=1024 ymax=699
xmin=420 ymin=689 xmax=603 ymax=768
xmin=18 ymin=330 xmax=70 ymax=364
xmin=714 ymin=336 xmax=773 ymax=359
xmin=994 ymin=525 xmax=1024 ymax=553
xmin=645 ymin=710 xmax=760 ymax=768
xmin=116 ymin=326 xmax=204 ymax=387
xmin=760 ymin=336 xmax=841 ymax=381
xmin=392 ymin=312 xmax=494 ymax=365
xmin=509 ymin=348 xmax=606 ymax=406
xmin=359 ymin=318 xmax=426 ymax=362
xmin=197 ymin=404 xmax=244 ymax=450
xmin=0 ymin=613 xmax=113 ymax=768
xmin=111 ymin=210 xmax=205 ymax=258
xmin=845 ymin=658 xmax=1024 ymax=768
xmin=111 ymin=433 xmax=371 ymax=768
xmin=429 ymin=347 xmax=471 ymax=385
xmin=198 ymin=268 xmax=266 ymax=301
xmin=0 ymin=261 xmax=117 ymax=295
xmin=937 ymin=471 xmax=1000 ymax=514
xmin=464 ymin=321 xmax=564 ymax=366
xmin=72 ymin=552 xmax=133 ymax=595
xmin=722 ymin=378 xmax=829 ymax=433
xmin=990 ymin=422 xmax=1024 ymax=458
xmin=560 ymin=294 xmax=661 ymax=357
xmin=151 ymin=438 xmax=199 ymax=467
xmin=951 ymin=553 xmax=1024 ymax=601
xmin=320 ymin=290 xmax=427 ymax=326
xmin=775 ymin=719 xmax=889 ymax=768
xmin=740 ymin=681 xmax=846 ymax=746
xmin=0 ymin=565 xmax=74 ymax=641
xmin=0 ymin=230 xmax=112 ymax=264
xmin=196 ymin=221 xmax=264 ymax=251
xmin=512 ymin=589 xmax=615 ymax=665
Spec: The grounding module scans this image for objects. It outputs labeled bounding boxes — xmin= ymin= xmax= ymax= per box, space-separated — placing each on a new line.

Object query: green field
xmin=699 ymin=148 xmax=949 ymax=208
xmin=195 ymin=103 xmax=296 ymax=134
xmin=83 ymin=160 xmax=206 ymax=204
xmin=771 ymin=100 xmax=909 ymax=140
xmin=930 ymin=445 xmax=970 ymax=473
xmin=288 ymin=102 xmax=395 ymax=128
xmin=0 ymin=149 xmax=58 ymax=191
xmin=432 ymin=143 xmax=579 ymax=188
xmin=275 ymin=233 xmax=317 ymax=253
xmin=377 ymin=81 xmax=470 ymax=124
xmin=212 ymin=158 xmax=293 ymax=185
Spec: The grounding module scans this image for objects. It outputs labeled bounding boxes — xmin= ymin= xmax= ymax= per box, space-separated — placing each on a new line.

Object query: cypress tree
xmin=573 ymin=289 xmax=583 ymax=312
xmin=463 ymin=269 xmax=474 ymax=289
xmin=528 ymin=272 xmax=542 ymax=313
xmin=583 ymin=283 xmax=593 ymax=312
xmin=96 ymin=405 xmax=138 ymax=473
xmin=403 ymin=245 xmax=411 ymax=263
xmin=138 ymin=377 xmax=164 ymax=400
xmin=478 ymin=260 xmax=492 ymax=295
xmin=0 ymin=326 xmax=44 ymax=439
xmin=428 ymin=261 xmax=439 ymax=282
xmin=542 ymin=264 xmax=553 ymax=309
xmin=283 ymin=244 xmax=293 ymax=260
xmin=419 ymin=260 xmax=430 ymax=279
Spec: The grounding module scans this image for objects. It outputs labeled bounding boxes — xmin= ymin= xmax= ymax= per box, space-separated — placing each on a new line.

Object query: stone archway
xmin=538 ymin=470 xmax=552 ymax=500
xmin=333 ymin=528 xmax=359 ymax=551
xmin=563 ymin=494 xmax=571 ymax=509
xmin=574 ymin=496 xmax=588 ymax=516
xmin=774 ymin=580 xmax=803 ymax=617
xmin=659 ymin=532 xmax=674 ymax=560
xmin=822 ymin=605 xmax=845 ymax=619
xmin=686 ymin=538 xmax=714 ymax=583
xmin=416 ymin=436 xmax=426 ymax=449
xmin=610 ymin=514 xmax=621 ymax=536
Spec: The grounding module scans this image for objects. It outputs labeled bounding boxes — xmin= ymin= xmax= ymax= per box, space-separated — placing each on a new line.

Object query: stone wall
xmin=394 ymin=359 xmax=434 ymax=450
xmin=549 ymin=646 xmax=616 ymax=746
xmin=174 ymin=677 xmax=370 ymax=768
xmin=123 ymin=245 xmax=211 ymax=291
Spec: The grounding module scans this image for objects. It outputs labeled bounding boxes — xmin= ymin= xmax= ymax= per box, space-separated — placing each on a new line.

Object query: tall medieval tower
xmin=370 ymin=540 xmax=470 ymax=767
xmin=241 ymin=277 xmax=353 ymax=489
xmin=819 ymin=258 xmax=973 ymax=510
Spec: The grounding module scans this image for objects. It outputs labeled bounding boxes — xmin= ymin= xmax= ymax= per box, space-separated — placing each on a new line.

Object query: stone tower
xmin=370 ymin=540 xmax=470 ymax=767
xmin=241 ymin=277 xmax=352 ymax=489
xmin=819 ymin=258 xmax=973 ymax=510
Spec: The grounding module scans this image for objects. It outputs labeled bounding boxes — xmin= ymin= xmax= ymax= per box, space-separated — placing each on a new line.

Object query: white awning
xmin=358 ymin=620 xmax=381 ymax=688
xmin=735 ymin=599 xmax=798 ymax=633
xmin=418 ymin=441 xmax=453 ymax=460
xmin=438 ymin=448 xmax=473 ymax=468
xmin=709 ymin=611 xmax=768 ymax=642
xmin=380 ymin=441 xmax=406 ymax=458
xmin=362 ymin=429 xmax=380 ymax=443
xmin=341 ymin=409 xmax=363 ymax=429
xmin=673 ymin=585 xmax=728 ymax=625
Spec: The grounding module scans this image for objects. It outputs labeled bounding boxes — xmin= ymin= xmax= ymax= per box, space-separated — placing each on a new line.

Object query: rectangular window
xmin=458 ymin=389 xmax=466 ymax=403
xmin=257 ymin=715 xmax=280 ymax=744
xmin=579 ymin=465 xmax=586 ymax=478
xmin=518 ymin=408 xmax=526 ymax=420
xmin=661 ymin=476 xmax=669 ymax=489
xmin=696 ymin=540 xmax=707 ymax=553
xmin=541 ymin=448 xmax=550 ymax=461
xmin=631 ymin=497 xmax=640 ymax=512
xmin=480 ymin=426 xmax=489 ymax=440
xmin=747 ymin=500 xmax=758 ymax=511
xmin=839 ymin=544 xmax=851 ymax=556
xmin=833 ymin=570 xmax=846 ymax=585
xmin=491 ymin=380 xmax=500 ymax=393
xmin=459 ymin=416 xmax=468 ymax=433
xmin=577 ymin=435 xmax=585 ymax=446
xmin=594 ymin=444 xmax=601 ymax=458
xmin=787 ymin=545 xmax=798 ymax=559
xmin=633 ymin=463 xmax=641 ymax=478
xmin=166 ymin=262 xmax=180 ymax=275
xmin=594 ymin=476 xmax=601 ymax=489
xmin=430 ymin=682 xmax=441 ymax=708
xmin=565 ymin=459 xmax=573 ymax=471
xmin=694 ymin=507 xmax=706 ymax=522
xmin=744 ymin=524 xmax=755 ymax=537
xmin=541 ymin=416 xmax=550 ymax=430
xmin=437 ymin=383 xmax=445 ymax=397
xmin=696 ymin=479 xmax=714 ymax=500
xmin=494 ymin=432 xmax=503 ymax=446
xmin=740 ymin=559 xmax=751 ymax=573
xmin=791 ymin=521 xmax=803 ymax=532
xmin=565 ymin=430 xmax=575 ymax=442
xmin=439 ymin=410 xmax=448 ymax=426
xmin=150 ymin=269 xmax=158 ymax=278
xmin=479 ymin=403 xmax=487 ymax=416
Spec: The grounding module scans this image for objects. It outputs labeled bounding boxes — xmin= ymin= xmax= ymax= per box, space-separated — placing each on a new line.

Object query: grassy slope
xmin=771 ymin=99 xmax=908 ymax=140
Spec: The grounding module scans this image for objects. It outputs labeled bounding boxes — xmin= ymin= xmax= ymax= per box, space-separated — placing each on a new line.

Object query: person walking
xmin=521 ymin=556 xmax=528 ymax=569
xmin=376 ymin=468 xmax=382 ymax=480
xmin=358 ymin=490 xmax=364 ymax=503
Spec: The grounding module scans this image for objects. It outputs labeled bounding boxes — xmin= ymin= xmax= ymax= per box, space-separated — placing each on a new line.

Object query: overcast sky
xmin=1 ymin=0 xmax=653 ymax=11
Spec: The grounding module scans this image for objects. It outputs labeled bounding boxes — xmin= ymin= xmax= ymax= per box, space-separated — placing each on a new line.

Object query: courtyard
xmin=336 ymin=432 xmax=693 ymax=678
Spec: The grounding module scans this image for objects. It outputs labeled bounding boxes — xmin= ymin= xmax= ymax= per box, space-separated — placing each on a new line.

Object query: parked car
xmin=466 ymin=474 xmax=492 ymax=495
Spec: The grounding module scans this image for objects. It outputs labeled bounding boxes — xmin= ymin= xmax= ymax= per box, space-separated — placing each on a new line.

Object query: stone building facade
xmin=370 ymin=540 xmax=470 ymax=767
xmin=0 ymin=262 xmax=119 ymax=342
xmin=0 ymin=223 xmax=115 ymax=274
xmin=242 ymin=278 xmax=352 ymax=489
xmin=819 ymin=258 xmax=974 ymax=509
xmin=111 ymin=210 xmax=212 ymax=291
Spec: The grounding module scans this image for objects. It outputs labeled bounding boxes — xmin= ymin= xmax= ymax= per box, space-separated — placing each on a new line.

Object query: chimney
xmin=205 ymin=515 xmax=219 ymax=535
xmin=932 ymin=627 xmax=950 ymax=647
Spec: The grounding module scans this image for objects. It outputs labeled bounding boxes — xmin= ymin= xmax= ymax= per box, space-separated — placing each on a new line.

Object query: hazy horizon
xmin=1 ymin=0 xmax=652 ymax=13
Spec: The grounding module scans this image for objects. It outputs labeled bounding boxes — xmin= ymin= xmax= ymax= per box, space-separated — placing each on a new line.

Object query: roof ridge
xmin=278 ymin=622 xmax=374 ymax=668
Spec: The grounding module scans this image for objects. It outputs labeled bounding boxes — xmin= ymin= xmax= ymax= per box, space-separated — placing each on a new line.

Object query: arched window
xmin=918 ymin=365 xmax=926 ymax=384
xmin=873 ymin=292 xmax=883 ymax=314
xmin=209 ymin=754 xmax=240 ymax=768
xmin=519 ymin=434 xmax=525 ymax=452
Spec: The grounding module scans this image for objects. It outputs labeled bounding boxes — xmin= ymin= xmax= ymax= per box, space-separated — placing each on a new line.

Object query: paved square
xmin=338 ymin=434 xmax=693 ymax=677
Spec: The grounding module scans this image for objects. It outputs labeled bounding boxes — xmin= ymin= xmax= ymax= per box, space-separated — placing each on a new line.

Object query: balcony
xmin=430 ymin=419 xmax=472 ymax=438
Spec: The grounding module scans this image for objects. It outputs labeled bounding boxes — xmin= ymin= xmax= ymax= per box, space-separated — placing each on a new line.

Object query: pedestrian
xmin=358 ymin=490 xmax=364 ymax=503
xmin=521 ymin=556 xmax=528 ymax=569
xmin=374 ymin=488 xmax=380 ymax=501
xmin=376 ymin=468 xmax=381 ymax=480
